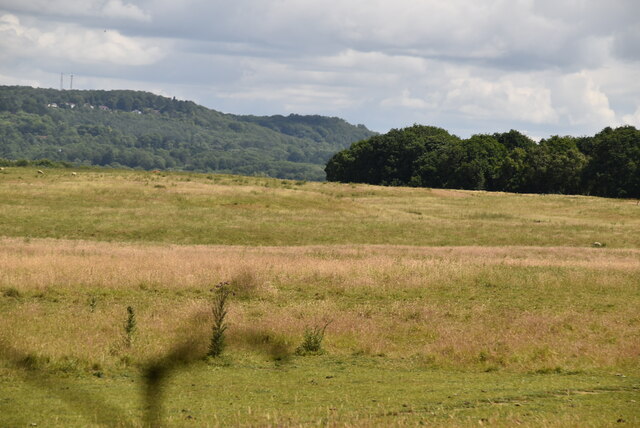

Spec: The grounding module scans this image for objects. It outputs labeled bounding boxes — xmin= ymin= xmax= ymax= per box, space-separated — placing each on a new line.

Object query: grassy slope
xmin=0 ymin=167 xmax=638 ymax=247
xmin=0 ymin=166 xmax=639 ymax=427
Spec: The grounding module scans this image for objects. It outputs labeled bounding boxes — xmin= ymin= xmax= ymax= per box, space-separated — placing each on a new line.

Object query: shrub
xmin=296 ymin=321 xmax=331 ymax=355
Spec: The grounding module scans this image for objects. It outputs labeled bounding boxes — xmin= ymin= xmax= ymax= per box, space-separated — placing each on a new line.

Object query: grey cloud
xmin=613 ymin=25 xmax=640 ymax=62
xmin=8 ymin=0 xmax=637 ymax=68
xmin=1 ymin=0 xmax=639 ymax=136
xmin=0 ymin=0 xmax=151 ymax=25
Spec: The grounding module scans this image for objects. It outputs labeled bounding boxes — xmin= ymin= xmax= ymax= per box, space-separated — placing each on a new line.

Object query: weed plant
xmin=208 ymin=282 xmax=231 ymax=358
xmin=124 ymin=306 xmax=136 ymax=348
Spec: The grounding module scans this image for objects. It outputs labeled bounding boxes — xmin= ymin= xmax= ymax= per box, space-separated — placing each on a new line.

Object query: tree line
xmin=325 ymin=125 xmax=640 ymax=198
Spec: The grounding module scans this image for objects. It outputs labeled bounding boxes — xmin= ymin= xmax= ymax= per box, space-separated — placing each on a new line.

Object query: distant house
xmin=132 ymin=109 xmax=142 ymax=114
xmin=47 ymin=103 xmax=58 ymax=108
xmin=98 ymin=105 xmax=110 ymax=111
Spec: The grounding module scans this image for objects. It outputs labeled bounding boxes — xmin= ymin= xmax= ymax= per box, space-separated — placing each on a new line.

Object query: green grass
xmin=1 ymin=357 xmax=638 ymax=427
xmin=1 ymin=166 xmax=639 ymax=426
xmin=1 ymin=167 xmax=638 ymax=247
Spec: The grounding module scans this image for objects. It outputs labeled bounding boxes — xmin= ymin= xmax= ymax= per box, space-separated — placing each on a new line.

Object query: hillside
xmin=0 ymin=86 xmax=375 ymax=180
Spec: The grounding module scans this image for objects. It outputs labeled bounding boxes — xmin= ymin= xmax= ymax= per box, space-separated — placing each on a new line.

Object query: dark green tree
xmin=532 ymin=136 xmax=587 ymax=194
xmin=582 ymin=126 xmax=640 ymax=198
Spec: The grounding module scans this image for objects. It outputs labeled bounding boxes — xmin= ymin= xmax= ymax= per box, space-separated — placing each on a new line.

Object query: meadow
xmin=1 ymin=167 xmax=639 ymax=426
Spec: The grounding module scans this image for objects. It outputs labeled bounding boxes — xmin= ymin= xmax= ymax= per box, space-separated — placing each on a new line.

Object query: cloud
xmin=102 ymin=0 xmax=151 ymax=21
xmin=622 ymin=107 xmax=640 ymax=127
xmin=0 ymin=71 xmax=44 ymax=88
xmin=613 ymin=24 xmax=640 ymax=62
xmin=551 ymin=71 xmax=617 ymax=129
xmin=121 ymin=0 xmax=636 ymax=69
xmin=381 ymin=89 xmax=433 ymax=110
xmin=0 ymin=0 xmax=150 ymax=22
xmin=0 ymin=14 xmax=163 ymax=66
xmin=0 ymin=0 xmax=639 ymax=137
xmin=443 ymin=75 xmax=557 ymax=124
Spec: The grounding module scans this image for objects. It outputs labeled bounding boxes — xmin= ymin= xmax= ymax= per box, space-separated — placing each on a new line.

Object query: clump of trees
xmin=325 ymin=125 xmax=640 ymax=198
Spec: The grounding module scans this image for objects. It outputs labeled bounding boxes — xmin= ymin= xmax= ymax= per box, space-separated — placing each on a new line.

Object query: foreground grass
xmin=1 ymin=356 xmax=638 ymax=427
xmin=1 ymin=167 xmax=639 ymax=426
xmin=1 ymin=167 xmax=639 ymax=247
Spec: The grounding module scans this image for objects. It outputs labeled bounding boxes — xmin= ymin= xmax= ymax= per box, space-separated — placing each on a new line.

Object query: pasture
xmin=1 ymin=167 xmax=639 ymax=426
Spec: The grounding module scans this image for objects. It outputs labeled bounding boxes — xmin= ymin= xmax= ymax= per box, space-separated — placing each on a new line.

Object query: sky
xmin=1 ymin=0 xmax=639 ymax=139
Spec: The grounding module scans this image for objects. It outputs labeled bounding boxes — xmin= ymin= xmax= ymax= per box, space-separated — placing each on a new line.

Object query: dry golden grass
xmin=1 ymin=237 xmax=638 ymax=373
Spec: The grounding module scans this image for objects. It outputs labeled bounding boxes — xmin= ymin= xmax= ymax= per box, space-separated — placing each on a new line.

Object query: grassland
xmin=1 ymin=167 xmax=639 ymax=247
xmin=0 ymin=167 xmax=639 ymax=427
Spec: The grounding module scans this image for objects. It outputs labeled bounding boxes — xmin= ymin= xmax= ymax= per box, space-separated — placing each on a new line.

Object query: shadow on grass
xmin=141 ymin=338 xmax=205 ymax=427
xmin=1 ymin=327 xmax=293 ymax=427
xmin=0 ymin=342 xmax=135 ymax=427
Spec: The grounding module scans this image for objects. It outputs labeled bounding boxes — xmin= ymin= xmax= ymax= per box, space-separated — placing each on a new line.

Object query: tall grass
xmin=1 ymin=237 xmax=638 ymax=372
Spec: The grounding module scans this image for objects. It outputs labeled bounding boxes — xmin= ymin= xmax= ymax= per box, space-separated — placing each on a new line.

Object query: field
xmin=1 ymin=167 xmax=639 ymax=427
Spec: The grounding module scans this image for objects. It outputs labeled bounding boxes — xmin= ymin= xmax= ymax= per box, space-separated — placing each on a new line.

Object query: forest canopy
xmin=325 ymin=124 xmax=640 ymax=198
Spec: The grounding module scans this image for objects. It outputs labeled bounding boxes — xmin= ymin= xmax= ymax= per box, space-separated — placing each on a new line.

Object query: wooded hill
xmin=0 ymin=86 xmax=375 ymax=180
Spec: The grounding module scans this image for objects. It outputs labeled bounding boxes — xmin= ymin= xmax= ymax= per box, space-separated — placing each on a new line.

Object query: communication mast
xmin=60 ymin=72 xmax=64 ymax=90
xmin=70 ymin=74 xmax=74 ymax=90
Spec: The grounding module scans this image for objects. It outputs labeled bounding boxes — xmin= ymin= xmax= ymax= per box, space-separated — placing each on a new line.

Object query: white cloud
xmin=551 ymin=71 xmax=617 ymax=129
xmin=443 ymin=75 xmax=557 ymax=124
xmin=622 ymin=107 xmax=640 ymax=127
xmin=0 ymin=14 xmax=163 ymax=66
xmin=381 ymin=89 xmax=432 ymax=110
